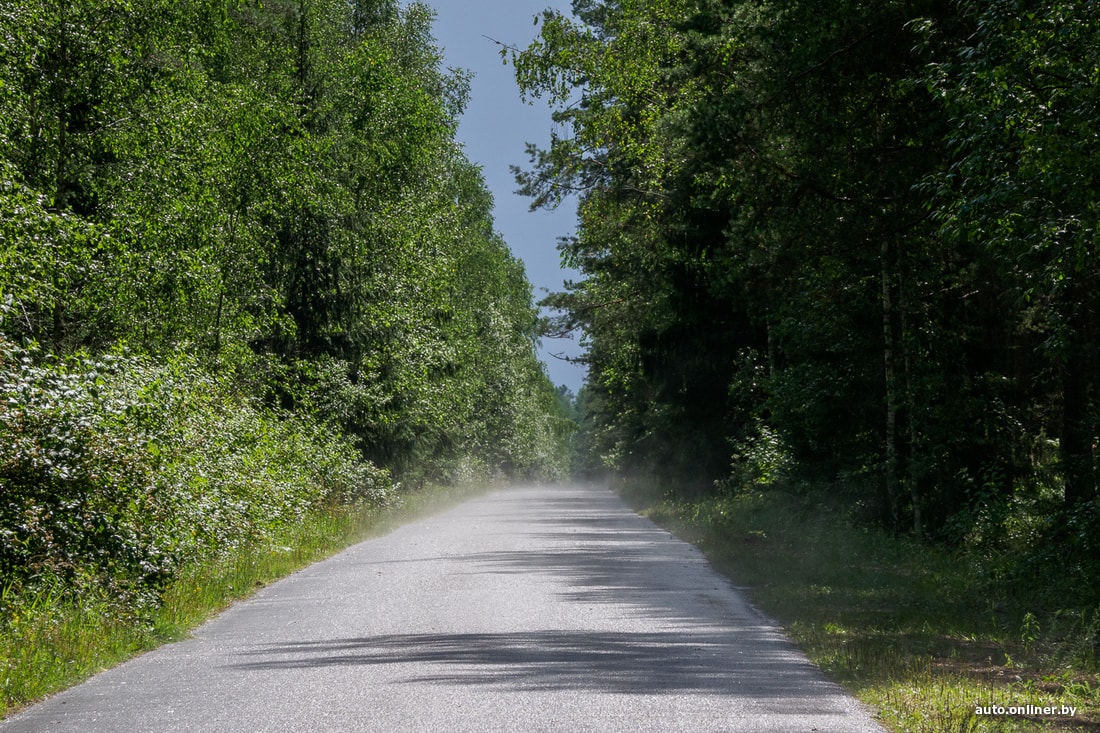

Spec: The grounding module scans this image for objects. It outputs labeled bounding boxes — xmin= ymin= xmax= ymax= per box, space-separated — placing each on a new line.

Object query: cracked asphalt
xmin=0 ymin=484 xmax=885 ymax=732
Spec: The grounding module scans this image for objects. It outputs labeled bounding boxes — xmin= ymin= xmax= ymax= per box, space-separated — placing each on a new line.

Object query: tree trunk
xmin=898 ymin=263 xmax=921 ymax=540
xmin=881 ymin=239 xmax=899 ymax=531
xmin=1060 ymin=282 xmax=1097 ymax=507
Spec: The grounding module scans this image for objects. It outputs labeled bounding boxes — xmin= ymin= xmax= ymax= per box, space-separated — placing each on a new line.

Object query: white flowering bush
xmin=0 ymin=339 xmax=393 ymax=614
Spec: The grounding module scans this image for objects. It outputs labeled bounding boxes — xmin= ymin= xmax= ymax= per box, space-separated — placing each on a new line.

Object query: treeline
xmin=516 ymin=0 xmax=1098 ymax=586
xmin=0 ymin=0 xmax=571 ymax=607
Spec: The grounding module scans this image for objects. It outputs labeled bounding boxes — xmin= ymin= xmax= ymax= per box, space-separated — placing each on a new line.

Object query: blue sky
xmin=427 ymin=1 xmax=587 ymax=394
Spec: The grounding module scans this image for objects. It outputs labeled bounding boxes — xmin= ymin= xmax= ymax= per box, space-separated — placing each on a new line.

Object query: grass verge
xmin=631 ymin=485 xmax=1100 ymax=733
xmin=0 ymin=480 xmax=496 ymax=720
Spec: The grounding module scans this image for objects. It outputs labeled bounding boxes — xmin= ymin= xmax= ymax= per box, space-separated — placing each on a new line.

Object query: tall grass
xmin=638 ymin=486 xmax=1100 ymax=733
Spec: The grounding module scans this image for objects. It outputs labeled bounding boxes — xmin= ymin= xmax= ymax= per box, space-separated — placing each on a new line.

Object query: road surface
xmin=1 ymin=485 xmax=884 ymax=732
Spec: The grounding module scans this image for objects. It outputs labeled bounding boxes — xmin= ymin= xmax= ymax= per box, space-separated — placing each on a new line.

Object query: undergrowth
xmin=0 ymin=340 xmax=394 ymax=611
xmin=633 ymin=484 xmax=1100 ymax=733
xmin=0 ymin=339 xmax=399 ymax=718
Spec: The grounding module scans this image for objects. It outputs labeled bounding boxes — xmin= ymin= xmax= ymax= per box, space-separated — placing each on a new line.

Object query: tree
xmin=927 ymin=0 xmax=1100 ymax=510
xmin=514 ymin=1 xmax=962 ymax=514
xmin=2 ymin=0 xmax=572 ymax=485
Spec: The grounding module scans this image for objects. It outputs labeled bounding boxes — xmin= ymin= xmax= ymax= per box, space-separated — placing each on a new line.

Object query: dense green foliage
xmin=1 ymin=0 xmax=571 ymax=615
xmin=515 ymin=0 xmax=1098 ymax=593
xmin=0 ymin=339 xmax=393 ymax=607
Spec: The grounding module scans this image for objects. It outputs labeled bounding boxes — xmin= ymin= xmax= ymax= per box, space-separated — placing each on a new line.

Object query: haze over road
xmin=1 ymin=485 xmax=884 ymax=732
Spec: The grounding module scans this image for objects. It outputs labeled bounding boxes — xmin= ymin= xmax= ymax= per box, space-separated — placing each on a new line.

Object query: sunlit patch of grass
xmin=640 ymin=487 xmax=1100 ymax=733
xmin=0 ymin=582 xmax=158 ymax=716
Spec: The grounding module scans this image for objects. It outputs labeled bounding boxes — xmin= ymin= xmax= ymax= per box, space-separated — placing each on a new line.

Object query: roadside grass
xmin=0 ymin=479 xmax=497 ymax=720
xmin=633 ymin=485 xmax=1100 ymax=733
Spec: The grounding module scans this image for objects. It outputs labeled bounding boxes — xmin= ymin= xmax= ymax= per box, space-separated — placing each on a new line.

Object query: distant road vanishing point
xmin=1 ymin=485 xmax=884 ymax=732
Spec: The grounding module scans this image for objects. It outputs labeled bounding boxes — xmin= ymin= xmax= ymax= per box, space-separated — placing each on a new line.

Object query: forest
xmin=3 ymin=0 xmax=1100 ymax=724
xmin=0 ymin=0 xmax=573 ymax=618
xmin=515 ymin=0 xmax=1099 ymax=606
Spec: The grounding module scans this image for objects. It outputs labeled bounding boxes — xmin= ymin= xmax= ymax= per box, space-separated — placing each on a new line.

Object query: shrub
xmin=0 ymin=339 xmax=393 ymax=617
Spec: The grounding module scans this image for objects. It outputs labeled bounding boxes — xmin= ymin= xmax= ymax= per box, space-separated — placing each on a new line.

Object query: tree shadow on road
xmin=227 ymin=628 xmax=851 ymax=709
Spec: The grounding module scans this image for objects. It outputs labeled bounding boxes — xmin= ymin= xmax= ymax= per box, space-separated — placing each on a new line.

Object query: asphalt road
xmin=1 ymin=485 xmax=885 ymax=732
